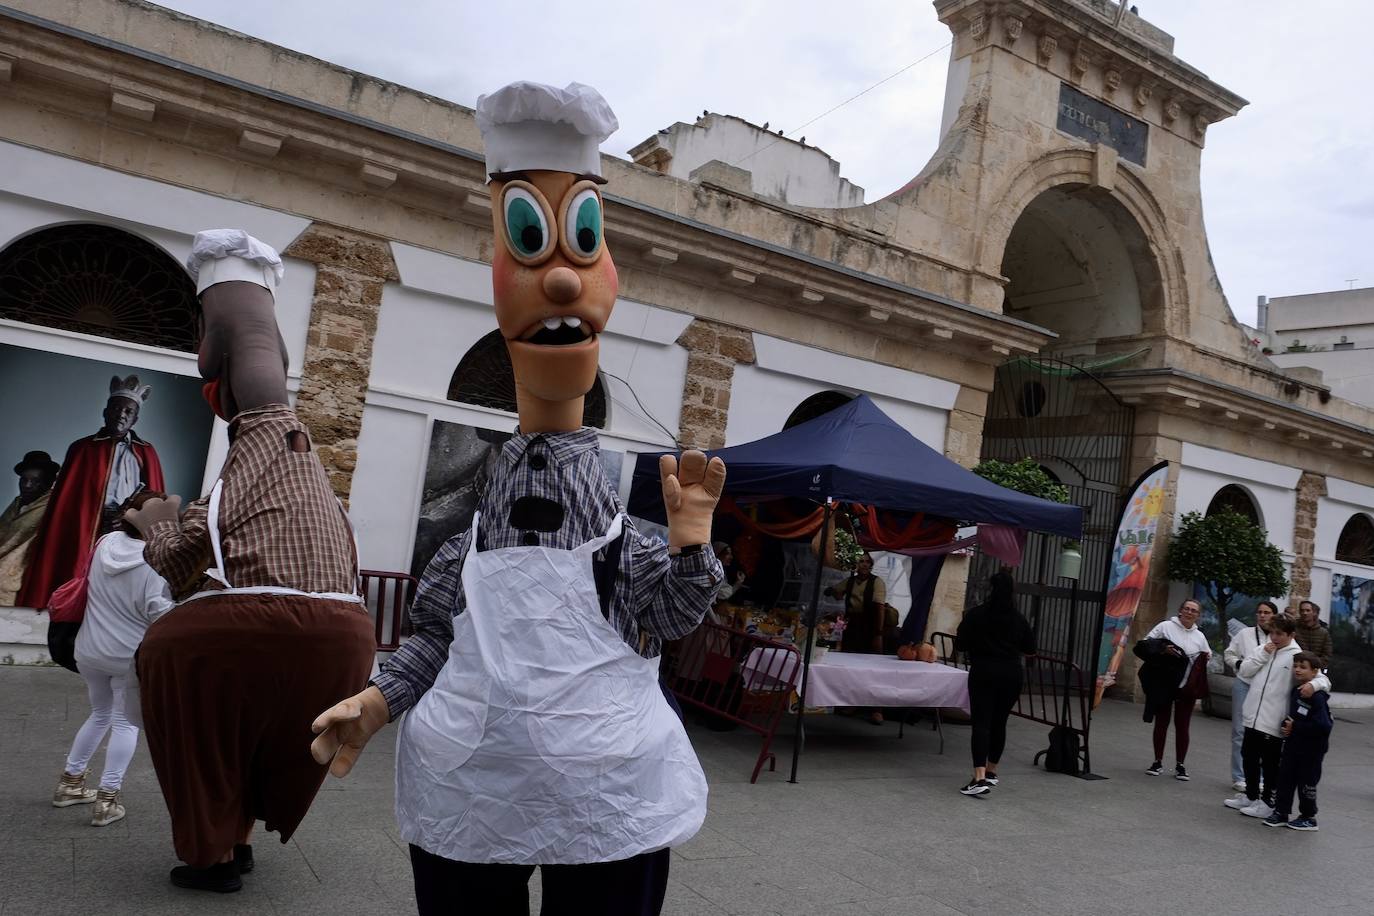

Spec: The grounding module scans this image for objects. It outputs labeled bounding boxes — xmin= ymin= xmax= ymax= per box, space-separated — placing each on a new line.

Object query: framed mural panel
xmin=1330 ymin=572 xmax=1374 ymax=694
xmin=0 ymin=343 xmax=213 ymax=608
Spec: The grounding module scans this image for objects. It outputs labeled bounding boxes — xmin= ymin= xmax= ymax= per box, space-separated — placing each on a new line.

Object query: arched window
xmin=1206 ymin=484 xmax=1261 ymax=527
xmin=783 ymin=390 xmax=854 ymax=430
xmin=0 ymin=224 xmax=199 ymax=351
xmin=1336 ymin=514 xmax=1374 ymax=566
xmin=447 ymin=329 xmax=607 ymax=429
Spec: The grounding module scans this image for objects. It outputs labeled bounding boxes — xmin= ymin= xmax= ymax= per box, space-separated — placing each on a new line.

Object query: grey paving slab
xmin=4 ymin=664 xmax=1374 ymax=916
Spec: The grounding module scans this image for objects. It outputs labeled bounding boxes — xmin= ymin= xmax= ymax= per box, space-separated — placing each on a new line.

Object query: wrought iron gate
xmin=969 ymin=357 xmax=1136 ymax=677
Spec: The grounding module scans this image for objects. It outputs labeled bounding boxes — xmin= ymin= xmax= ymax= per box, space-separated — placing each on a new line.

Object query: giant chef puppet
xmin=311 ymin=82 xmax=725 ymax=915
xmin=126 ymin=233 xmax=376 ymax=894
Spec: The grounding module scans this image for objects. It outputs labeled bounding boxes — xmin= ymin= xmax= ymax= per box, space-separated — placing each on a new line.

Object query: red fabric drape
xmin=719 ymin=499 xmax=956 ymax=551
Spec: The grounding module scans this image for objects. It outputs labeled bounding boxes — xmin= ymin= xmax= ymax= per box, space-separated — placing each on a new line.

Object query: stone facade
xmin=285 ymin=224 xmax=399 ymax=500
xmin=1289 ymin=471 xmax=1328 ymax=605
xmin=674 ymin=320 xmax=756 ymax=450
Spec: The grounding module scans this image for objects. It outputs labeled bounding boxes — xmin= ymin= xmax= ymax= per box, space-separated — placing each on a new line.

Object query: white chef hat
xmin=185 ymin=229 xmax=285 ymax=298
xmin=475 ymin=81 xmax=618 ymax=180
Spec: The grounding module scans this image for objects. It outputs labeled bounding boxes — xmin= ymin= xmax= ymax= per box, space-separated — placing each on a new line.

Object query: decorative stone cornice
xmin=936 ymin=0 xmax=1247 ymax=146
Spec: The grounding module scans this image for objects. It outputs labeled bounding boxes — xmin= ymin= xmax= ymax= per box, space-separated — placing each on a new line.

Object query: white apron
xmin=395 ymin=511 xmax=707 ymax=865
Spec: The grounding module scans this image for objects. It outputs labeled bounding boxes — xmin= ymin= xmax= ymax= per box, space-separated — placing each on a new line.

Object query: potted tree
xmin=1164 ymin=507 xmax=1289 ymax=717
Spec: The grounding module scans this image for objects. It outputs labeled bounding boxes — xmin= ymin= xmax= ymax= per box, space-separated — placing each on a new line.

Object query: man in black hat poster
xmin=0 ymin=450 xmax=60 ymax=606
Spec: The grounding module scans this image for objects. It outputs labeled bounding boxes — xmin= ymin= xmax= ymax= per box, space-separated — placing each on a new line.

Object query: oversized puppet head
xmin=185 ymin=231 xmax=290 ymax=420
xmin=475 ymin=82 xmax=619 ymax=433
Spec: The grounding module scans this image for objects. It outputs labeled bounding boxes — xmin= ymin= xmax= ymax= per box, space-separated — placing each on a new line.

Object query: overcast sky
xmin=155 ymin=0 xmax=1372 ymax=327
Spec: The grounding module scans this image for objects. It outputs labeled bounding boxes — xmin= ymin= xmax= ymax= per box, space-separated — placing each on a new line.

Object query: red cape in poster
xmin=15 ymin=432 xmax=164 ymax=609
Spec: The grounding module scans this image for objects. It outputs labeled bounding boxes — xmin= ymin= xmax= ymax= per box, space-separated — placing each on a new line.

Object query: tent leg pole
xmin=788 ymin=500 xmax=832 ymax=785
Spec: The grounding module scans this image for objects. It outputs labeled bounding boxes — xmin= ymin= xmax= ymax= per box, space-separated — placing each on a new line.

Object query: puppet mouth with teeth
xmin=518 ymin=315 xmax=595 ymax=348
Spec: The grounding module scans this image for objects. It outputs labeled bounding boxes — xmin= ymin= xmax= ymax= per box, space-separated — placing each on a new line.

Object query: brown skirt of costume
xmin=137 ymin=593 xmax=375 ymax=868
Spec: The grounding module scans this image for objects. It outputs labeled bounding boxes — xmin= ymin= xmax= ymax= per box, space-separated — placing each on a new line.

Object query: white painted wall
xmin=724 ymin=334 xmax=957 ymax=448
xmin=1175 ymin=443 xmax=1300 ymax=553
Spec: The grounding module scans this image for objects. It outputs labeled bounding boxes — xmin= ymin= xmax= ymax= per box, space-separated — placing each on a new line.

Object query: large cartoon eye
xmin=559 ymin=183 xmax=604 ymax=264
xmin=502 ymin=184 xmax=553 ymax=263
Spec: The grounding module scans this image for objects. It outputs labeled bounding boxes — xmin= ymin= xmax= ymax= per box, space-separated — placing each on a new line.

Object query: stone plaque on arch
xmin=1056 ymin=83 xmax=1148 ymax=166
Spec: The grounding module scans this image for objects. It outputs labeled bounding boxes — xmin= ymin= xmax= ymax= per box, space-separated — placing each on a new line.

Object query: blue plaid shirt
xmin=372 ymin=427 xmax=722 ymax=719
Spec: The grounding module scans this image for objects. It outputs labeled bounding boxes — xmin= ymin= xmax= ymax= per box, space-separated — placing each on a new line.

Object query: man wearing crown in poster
xmin=16 ymin=376 xmax=165 ymax=609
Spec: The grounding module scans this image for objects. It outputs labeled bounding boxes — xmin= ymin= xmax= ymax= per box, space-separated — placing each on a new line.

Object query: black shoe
xmin=1174 ymin=765 xmax=1190 ymax=781
xmin=959 ymin=780 xmax=992 ymax=796
xmin=170 ymin=862 xmax=242 ymax=893
xmin=234 ymin=844 xmax=254 ymax=874
xmin=983 ymin=774 xmax=1000 ymax=787
xmin=1145 ymin=761 xmax=1163 ymax=776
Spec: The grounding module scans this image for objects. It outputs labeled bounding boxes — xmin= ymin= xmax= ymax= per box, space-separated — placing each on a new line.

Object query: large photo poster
xmin=410 ymin=419 xmax=624 ymax=578
xmin=0 ymin=343 xmax=213 ymax=609
xmin=1329 ymin=573 xmax=1374 ymax=694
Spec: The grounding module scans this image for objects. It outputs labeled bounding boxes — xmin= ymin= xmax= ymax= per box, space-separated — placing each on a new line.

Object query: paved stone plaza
xmin=1 ymin=664 xmax=1371 ymax=915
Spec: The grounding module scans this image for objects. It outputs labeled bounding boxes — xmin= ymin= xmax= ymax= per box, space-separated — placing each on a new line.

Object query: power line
xmin=731 ymin=41 xmax=952 ymax=169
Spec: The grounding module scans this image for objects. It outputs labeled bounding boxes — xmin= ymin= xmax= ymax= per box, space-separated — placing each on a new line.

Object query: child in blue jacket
xmin=1264 ymin=651 xmax=1333 ymax=831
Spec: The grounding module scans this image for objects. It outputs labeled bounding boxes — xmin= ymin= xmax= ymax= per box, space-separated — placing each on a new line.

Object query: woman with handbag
xmin=1141 ymin=598 xmax=1211 ymax=781
xmin=51 ymin=489 xmax=174 ymax=826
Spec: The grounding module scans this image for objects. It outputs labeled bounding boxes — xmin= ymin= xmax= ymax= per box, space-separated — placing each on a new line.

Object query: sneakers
xmin=1145 ymin=761 xmax=1163 ymax=776
xmin=1223 ymin=793 xmax=1250 ymax=810
xmin=1232 ymin=779 xmax=1247 ymax=791
xmin=1287 ymin=817 xmax=1319 ymax=831
xmin=959 ymin=780 xmax=992 ymax=796
xmin=90 ymin=788 xmax=125 ymax=827
xmin=1240 ymin=799 xmax=1274 ymax=819
xmin=170 ymin=862 xmax=242 ymax=894
xmin=983 ymin=774 xmax=1000 ymax=787
xmin=52 ymin=770 xmax=97 ymax=808
xmin=1174 ymin=765 xmax=1190 ymax=781
xmin=1262 ymin=812 xmax=1289 ymax=828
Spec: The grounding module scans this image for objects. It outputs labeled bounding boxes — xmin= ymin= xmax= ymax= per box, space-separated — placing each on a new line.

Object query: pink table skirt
xmin=743 ymin=649 xmax=970 ymax=711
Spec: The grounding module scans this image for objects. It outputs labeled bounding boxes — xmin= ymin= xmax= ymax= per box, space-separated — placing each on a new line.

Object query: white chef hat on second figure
xmin=475 ymin=81 xmax=619 ymax=181
xmin=185 ymin=229 xmax=285 ymax=298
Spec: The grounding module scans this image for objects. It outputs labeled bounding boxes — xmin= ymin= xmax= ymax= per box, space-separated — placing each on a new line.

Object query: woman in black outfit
xmin=954 ymin=572 xmax=1036 ymax=796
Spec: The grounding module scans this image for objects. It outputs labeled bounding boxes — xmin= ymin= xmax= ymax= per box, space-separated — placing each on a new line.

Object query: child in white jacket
xmin=1226 ymin=615 xmax=1331 ymax=819
xmin=51 ymin=491 xmax=174 ymax=826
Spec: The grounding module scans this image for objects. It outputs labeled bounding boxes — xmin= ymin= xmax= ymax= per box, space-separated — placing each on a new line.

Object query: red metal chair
xmin=360 ymin=569 xmax=417 ymax=651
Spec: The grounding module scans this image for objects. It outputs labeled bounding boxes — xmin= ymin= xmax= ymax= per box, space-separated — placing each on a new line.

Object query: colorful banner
xmin=1094 ymin=461 xmax=1169 ymax=704
xmin=1330 ymin=573 xmax=1374 ymax=694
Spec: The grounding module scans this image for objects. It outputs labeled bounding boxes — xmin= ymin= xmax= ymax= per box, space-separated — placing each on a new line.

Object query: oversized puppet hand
xmin=310 ymin=685 xmax=390 ymax=778
xmin=123 ymin=495 xmax=182 ymax=537
xmin=660 ymin=450 xmax=726 ymax=549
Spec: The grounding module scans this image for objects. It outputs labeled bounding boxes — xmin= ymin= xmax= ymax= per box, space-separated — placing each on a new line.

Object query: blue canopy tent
xmin=628 ymin=394 xmax=1083 ymax=781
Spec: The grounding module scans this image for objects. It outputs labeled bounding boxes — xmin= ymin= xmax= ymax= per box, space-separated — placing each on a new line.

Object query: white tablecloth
xmin=743 ymin=650 xmax=970 ymax=711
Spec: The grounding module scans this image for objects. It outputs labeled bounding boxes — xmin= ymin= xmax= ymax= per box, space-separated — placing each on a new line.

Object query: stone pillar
xmin=284 ymin=224 xmax=399 ymax=500
xmin=925 ymin=387 xmax=989 ymax=641
xmin=1289 ymin=471 xmax=1327 ymax=606
xmin=675 ymin=319 xmax=755 ymax=449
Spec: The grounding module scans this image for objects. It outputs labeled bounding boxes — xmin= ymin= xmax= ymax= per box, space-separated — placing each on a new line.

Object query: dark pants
xmin=969 ymin=663 xmax=1022 ymax=769
xmin=1151 ymin=696 xmax=1195 ymax=764
xmin=409 ymin=845 xmax=672 ymax=916
xmin=1242 ymin=727 xmax=1283 ymax=804
xmin=1273 ymin=741 xmax=1325 ymax=818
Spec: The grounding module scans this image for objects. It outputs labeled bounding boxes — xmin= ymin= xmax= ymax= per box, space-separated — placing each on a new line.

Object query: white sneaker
xmin=1223 ymin=793 xmax=1249 ymax=810
xmin=1240 ymin=799 xmax=1274 ymax=819
xmin=1232 ymin=780 xmax=1247 ymax=791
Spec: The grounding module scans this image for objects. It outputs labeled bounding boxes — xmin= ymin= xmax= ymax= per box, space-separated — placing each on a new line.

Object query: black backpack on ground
xmin=1036 ymin=725 xmax=1081 ymax=775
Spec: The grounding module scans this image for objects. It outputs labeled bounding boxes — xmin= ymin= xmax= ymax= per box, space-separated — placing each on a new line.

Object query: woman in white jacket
xmin=1223 ymin=600 xmax=1277 ymax=789
xmin=51 ymin=490 xmax=174 ymax=826
xmin=1143 ymin=599 xmax=1211 ymax=780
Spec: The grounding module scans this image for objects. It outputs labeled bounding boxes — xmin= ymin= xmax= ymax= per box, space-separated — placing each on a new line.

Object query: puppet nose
xmin=543 ymin=267 xmax=582 ymax=304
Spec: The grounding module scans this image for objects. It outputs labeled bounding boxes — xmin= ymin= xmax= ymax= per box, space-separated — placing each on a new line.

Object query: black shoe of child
xmin=1174 ymin=765 xmax=1189 ymax=781
xmin=170 ymin=862 xmax=243 ymax=894
xmin=234 ymin=844 xmax=254 ymax=874
xmin=1145 ymin=761 xmax=1162 ymax=776
xmin=959 ymin=780 xmax=992 ymax=796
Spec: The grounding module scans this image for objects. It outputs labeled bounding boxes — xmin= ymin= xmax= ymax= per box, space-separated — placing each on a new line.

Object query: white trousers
xmin=64 ymin=668 xmax=139 ymax=791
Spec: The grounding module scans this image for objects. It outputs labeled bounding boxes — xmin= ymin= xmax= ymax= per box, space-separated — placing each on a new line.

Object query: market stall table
xmin=742 ymin=649 xmax=970 ymax=753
